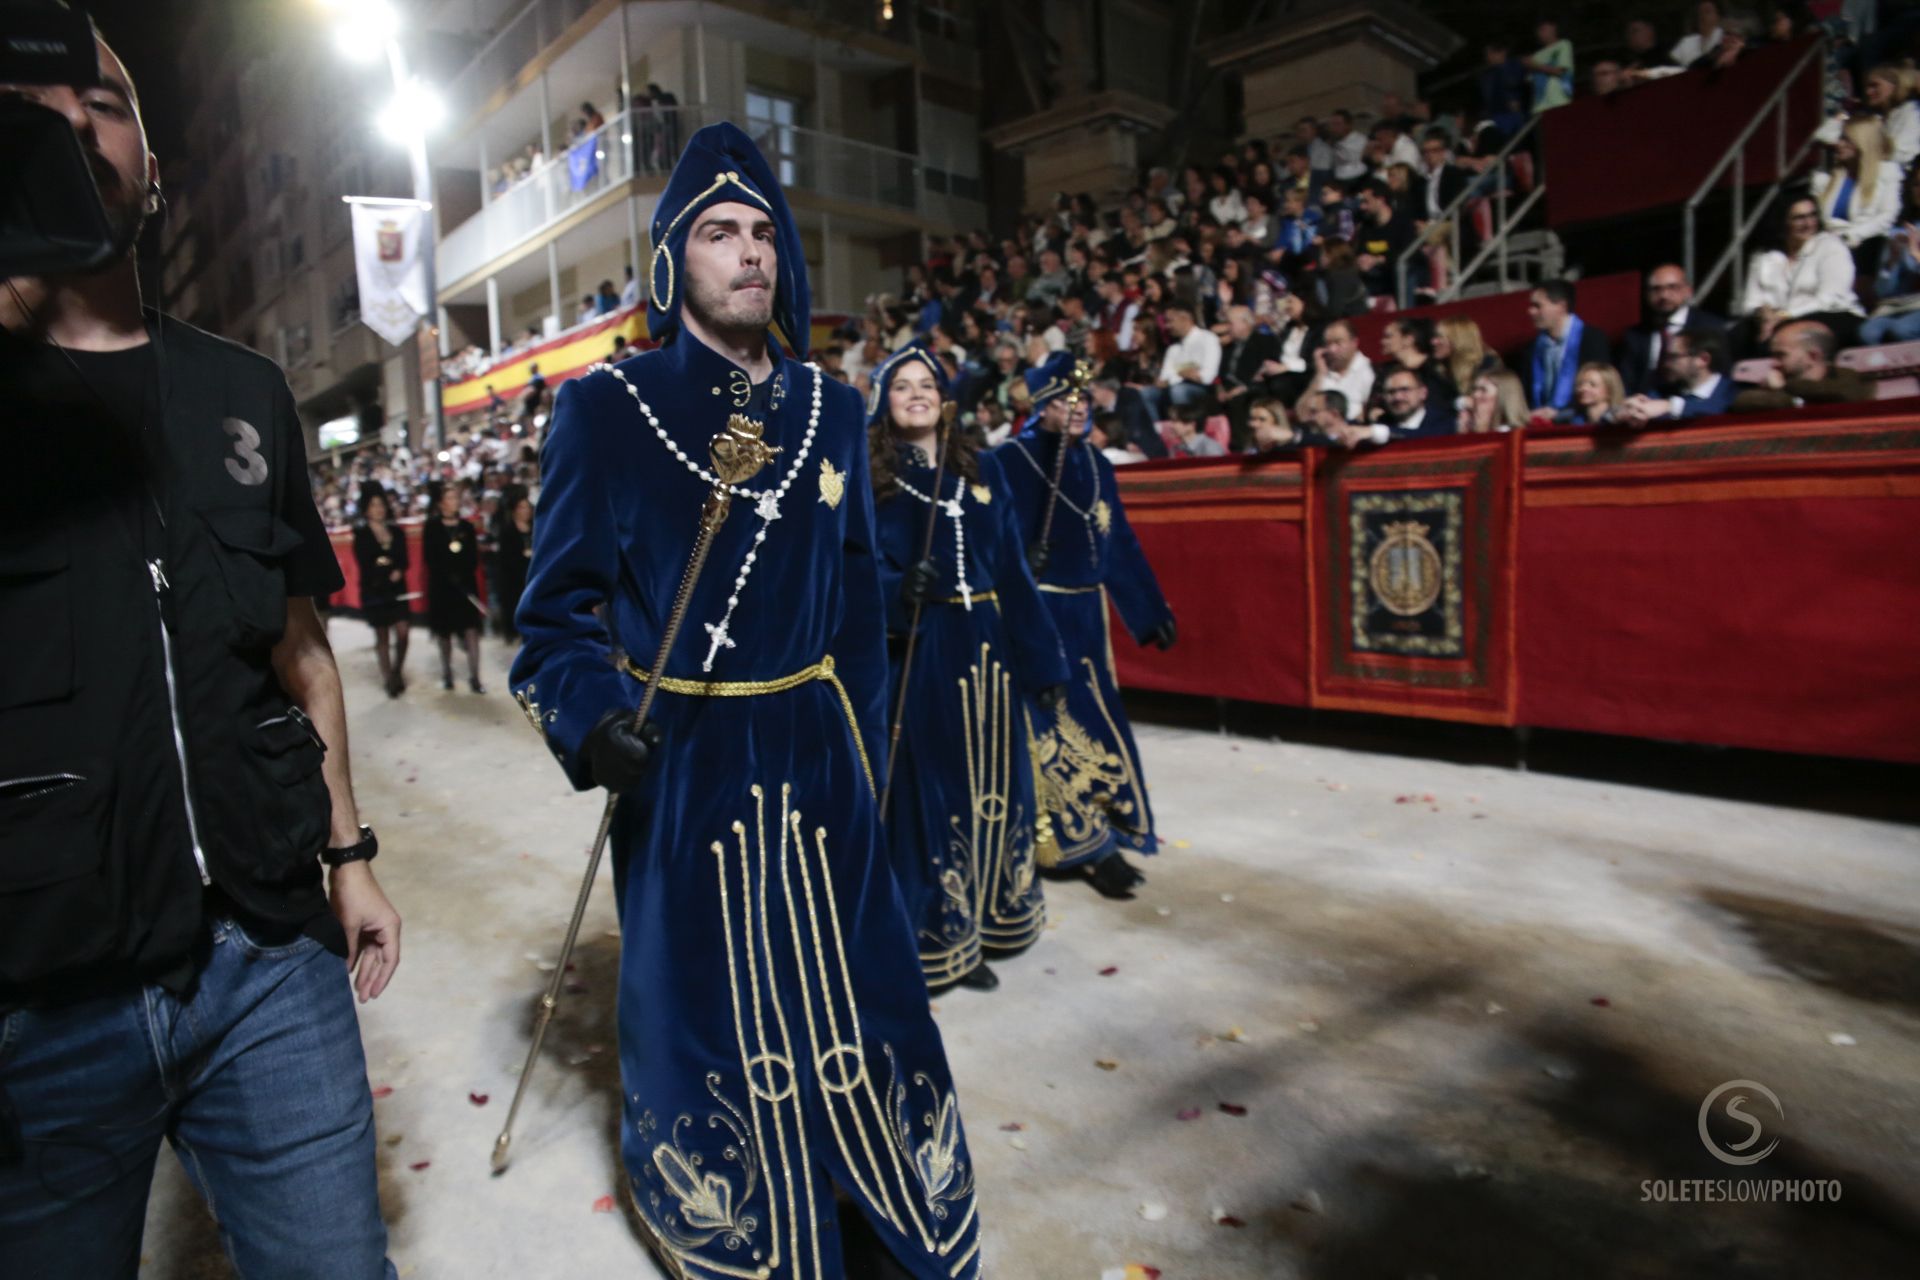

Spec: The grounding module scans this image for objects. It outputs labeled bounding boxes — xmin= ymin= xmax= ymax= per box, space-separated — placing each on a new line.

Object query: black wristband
xmin=322 ymin=824 xmax=378 ymax=868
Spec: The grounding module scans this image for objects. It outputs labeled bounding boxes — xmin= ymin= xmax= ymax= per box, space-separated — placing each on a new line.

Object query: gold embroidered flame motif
xmin=817 ymin=457 xmax=846 ymax=509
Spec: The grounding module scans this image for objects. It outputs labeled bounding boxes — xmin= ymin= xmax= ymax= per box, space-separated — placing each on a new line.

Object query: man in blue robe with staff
xmin=505 ymin=123 xmax=982 ymax=1280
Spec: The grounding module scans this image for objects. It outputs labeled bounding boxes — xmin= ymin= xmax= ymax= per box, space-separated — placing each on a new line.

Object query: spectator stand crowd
xmin=314 ymin=4 xmax=1920 ymax=624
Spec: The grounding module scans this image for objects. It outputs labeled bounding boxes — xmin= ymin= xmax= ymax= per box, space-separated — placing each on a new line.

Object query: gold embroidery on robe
xmin=817 ymin=458 xmax=846 ymax=509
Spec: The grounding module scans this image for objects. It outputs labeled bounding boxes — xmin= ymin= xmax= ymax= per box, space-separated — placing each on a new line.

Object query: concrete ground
xmin=141 ymin=620 xmax=1920 ymax=1279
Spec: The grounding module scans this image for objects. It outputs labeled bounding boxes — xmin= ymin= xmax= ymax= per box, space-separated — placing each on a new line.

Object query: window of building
xmin=745 ymin=90 xmax=802 ymax=187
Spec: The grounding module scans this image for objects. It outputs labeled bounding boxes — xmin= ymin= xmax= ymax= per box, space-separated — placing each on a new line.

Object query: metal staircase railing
xmin=1683 ymin=37 xmax=1827 ymax=306
xmin=1396 ymin=113 xmax=1547 ymax=308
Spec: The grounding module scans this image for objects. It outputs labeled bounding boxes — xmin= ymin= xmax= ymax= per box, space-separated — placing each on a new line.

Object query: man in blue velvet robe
xmin=994 ymin=353 xmax=1177 ymax=899
xmin=510 ymin=124 xmax=981 ymax=1280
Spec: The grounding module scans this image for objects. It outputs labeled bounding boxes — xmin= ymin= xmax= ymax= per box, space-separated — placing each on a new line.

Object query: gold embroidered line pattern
xmin=651 ymin=171 xmax=776 ymax=312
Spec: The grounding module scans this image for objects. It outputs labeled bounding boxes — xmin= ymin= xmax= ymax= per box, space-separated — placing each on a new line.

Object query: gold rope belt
xmin=1038 ymin=583 xmax=1101 ymax=595
xmin=934 ymin=590 xmax=998 ymax=606
xmin=619 ymin=653 xmax=875 ymax=796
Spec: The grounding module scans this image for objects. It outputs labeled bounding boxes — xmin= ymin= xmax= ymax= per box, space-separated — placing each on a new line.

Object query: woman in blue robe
xmin=511 ymin=124 xmax=981 ymax=1280
xmin=993 ymin=352 xmax=1177 ymax=899
xmin=869 ymin=346 xmax=1069 ymax=993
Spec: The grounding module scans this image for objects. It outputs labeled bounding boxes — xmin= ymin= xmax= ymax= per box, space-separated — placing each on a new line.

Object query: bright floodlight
xmin=329 ymin=0 xmax=399 ymax=62
xmin=376 ymin=78 xmax=445 ymax=145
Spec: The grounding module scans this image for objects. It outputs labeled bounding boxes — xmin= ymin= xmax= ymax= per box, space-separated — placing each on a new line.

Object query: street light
xmin=325 ymin=0 xmax=448 ymax=450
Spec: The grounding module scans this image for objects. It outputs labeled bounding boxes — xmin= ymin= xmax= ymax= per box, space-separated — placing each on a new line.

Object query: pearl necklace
xmin=895 ymin=466 xmax=971 ymax=610
xmin=1014 ymin=435 xmax=1102 ymax=558
xmin=596 ymin=360 xmax=824 ymax=671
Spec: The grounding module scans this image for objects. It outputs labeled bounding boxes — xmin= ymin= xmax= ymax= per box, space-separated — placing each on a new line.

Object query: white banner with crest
xmin=349 ymin=200 xmax=431 ymax=348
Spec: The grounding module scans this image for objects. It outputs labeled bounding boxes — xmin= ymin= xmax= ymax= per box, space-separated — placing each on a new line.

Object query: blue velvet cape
xmin=992 ymin=428 xmax=1173 ymax=868
xmin=510 ymin=332 xmax=982 ymax=1280
xmin=876 ymin=448 xmax=1069 ymax=984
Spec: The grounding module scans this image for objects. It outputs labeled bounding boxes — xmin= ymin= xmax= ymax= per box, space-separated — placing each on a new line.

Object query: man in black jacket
xmin=0 ymin=33 xmax=401 ymax=1279
xmin=1217 ymin=304 xmax=1281 ymax=449
xmin=1617 ymin=263 xmax=1727 ymax=395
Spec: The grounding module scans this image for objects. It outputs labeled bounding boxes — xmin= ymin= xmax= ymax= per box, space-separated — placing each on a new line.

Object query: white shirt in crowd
xmin=1209 ymin=190 xmax=1248 ymax=227
xmin=1670 ymin=26 xmax=1724 ymax=65
xmin=1039 ymin=326 xmax=1067 ymax=354
xmin=1885 ymin=100 xmax=1920 ymax=168
xmin=1741 ymin=232 xmax=1865 ymax=318
xmin=1158 ymin=325 xmax=1224 ymax=386
xmin=1382 ymin=132 xmax=1421 ymax=172
xmin=1108 ymin=299 xmax=1141 ymax=351
xmin=1317 ymin=350 xmax=1375 ymax=410
xmin=619 ymin=275 xmax=640 ymax=306
xmin=1275 ymin=324 xmax=1312 ymax=374
xmin=1812 ymin=163 xmax=1904 ymax=247
xmin=1330 ymin=130 xmax=1369 ymax=180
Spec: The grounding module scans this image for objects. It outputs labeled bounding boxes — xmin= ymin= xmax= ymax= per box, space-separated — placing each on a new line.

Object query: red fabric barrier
xmin=1541 ymin=35 xmax=1823 ymax=229
xmin=1109 ymin=457 xmax=1309 ymax=706
xmin=1345 ymin=272 xmax=1643 ymax=367
xmin=1111 ymin=401 xmax=1920 ymax=763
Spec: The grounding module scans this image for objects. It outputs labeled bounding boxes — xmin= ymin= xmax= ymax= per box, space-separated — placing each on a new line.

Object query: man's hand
xmin=585 ymin=708 xmax=663 ymax=793
xmin=1178 ymin=363 xmax=1201 ymax=382
xmin=1761 ymin=363 xmax=1786 ymax=390
xmin=1330 ymin=423 xmax=1376 ymax=448
xmin=329 ymin=861 xmax=401 ymax=1003
xmin=1257 ymin=358 xmax=1284 ymax=378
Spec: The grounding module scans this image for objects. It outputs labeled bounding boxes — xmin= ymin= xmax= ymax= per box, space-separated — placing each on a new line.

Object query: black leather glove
xmin=584 ymin=707 xmax=663 ymax=793
xmin=1147 ymin=618 xmax=1178 ymax=651
xmin=902 ymin=558 xmax=939 ymax=609
xmin=1036 ymin=684 xmax=1067 ymax=712
xmin=1027 ymin=543 xmax=1050 ymax=576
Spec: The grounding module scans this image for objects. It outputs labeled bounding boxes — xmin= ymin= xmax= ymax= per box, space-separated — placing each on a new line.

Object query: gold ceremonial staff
xmin=491 ymin=413 xmax=781 ymax=1175
xmin=1033 ymin=358 xmax=1097 ymax=557
xmin=878 ymin=401 xmax=957 ymax=817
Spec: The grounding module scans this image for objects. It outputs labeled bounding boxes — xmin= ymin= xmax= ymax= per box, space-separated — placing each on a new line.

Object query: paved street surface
xmin=142 ymin=620 xmax=1920 ymax=1278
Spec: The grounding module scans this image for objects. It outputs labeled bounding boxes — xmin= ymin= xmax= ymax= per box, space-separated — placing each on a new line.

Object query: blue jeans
xmin=1858 ymin=309 xmax=1920 ymax=345
xmin=0 ymin=920 xmax=394 ymax=1280
xmin=1139 ymin=380 xmax=1210 ymax=420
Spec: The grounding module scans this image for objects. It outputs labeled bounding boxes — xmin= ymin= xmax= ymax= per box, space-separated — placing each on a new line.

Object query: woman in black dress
xmin=490 ymin=489 xmax=534 ymax=643
xmin=422 ymin=482 xmax=486 ymax=692
xmin=351 ymin=488 xmax=413 ymax=697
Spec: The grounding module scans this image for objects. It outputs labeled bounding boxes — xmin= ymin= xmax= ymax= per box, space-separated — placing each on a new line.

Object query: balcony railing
xmin=442 ymin=0 xmax=595 ymax=125
xmin=438 ymin=104 xmax=933 ymax=290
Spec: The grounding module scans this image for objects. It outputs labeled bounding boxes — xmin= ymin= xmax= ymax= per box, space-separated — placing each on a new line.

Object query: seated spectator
xmin=1091 ymin=415 xmax=1148 ymax=465
xmin=1207 ymin=168 xmax=1247 ymax=227
xmin=1731 ymin=320 xmax=1873 ymax=410
xmin=1590 ymin=58 xmax=1624 ymax=96
xmin=1273 ymin=186 xmax=1323 ymax=263
xmin=1417 ymin=130 xmax=1473 ymax=228
xmin=1370 ymin=119 xmax=1422 ymax=171
xmin=1621 ymin=17 xmax=1678 ymax=83
xmin=1280 ymin=144 xmax=1320 ymax=204
xmin=1434 ymin=315 xmax=1502 ymax=412
xmin=1466 ymin=368 xmax=1532 ymax=433
xmin=1256 ymin=290 xmax=1322 ymax=405
xmin=1318 ymin=178 xmax=1358 ymax=245
xmin=1308 ymin=317 xmax=1375 ymax=413
xmin=1618 ymin=263 xmax=1727 ymax=395
xmin=1218 ymin=304 xmax=1280 ymax=448
xmin=1241 ymin=192 xmax=1273 ymax=246
xmin=1812 ymin=119 xmax=1901 ymax=252
xmin=1622 ymin=324 xmax=1736 ymax=423
xmin=1354 ymin=180 xmax=1415 ymax=297
xmin=1368 ymin=366 xmax=1456 ymax=442
xmin=576 ymin=294 xmax=597 ymax=325
xmin=1029 ymin=248 xmax=1073 ymax=308
xmin=620 ymin=263 xmax=641 ymax=307
xmin=1862 ymin=182 xmax=1920 ymax=344
xmin=1738 ymin=195 xmax=1864 ymax=351
xmin=1319 ymin=110 xmax=1369 ymax=181
xmin=1862 ymin=65 xmax=1920 ymax=168
xmin=1090 ymin=377 xmax=1169 ymax=459
xmin=1245 ymin=397 xmax=1306 ymax=452
xmin=610 ymin=333 xmax=631 ymax=360
xmin=1165 ymin=405 xmax=1227 ymax=458
xmin=1671 ymin=1 xmax=1724 ymax=67
xmin=1479 ymin=41 xmax=1529 ymax=137
xmin=1374 ymin=315 xmax=1448 ymax=408
xmin=1527 ymin=279 xmax=1613 ymax=410
xmin=594 ymin=279 xmax=620 ymax=315
xmin=1143 ymin=302 xmax=1222 ymax=418
xmin=1559 ymin=362 xmax=1628 ymax=425
xmin=1524 ymin=19 xmax=1575 ymax=115
xmin=1303 ymin=389 xmax=1355 ymax=441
